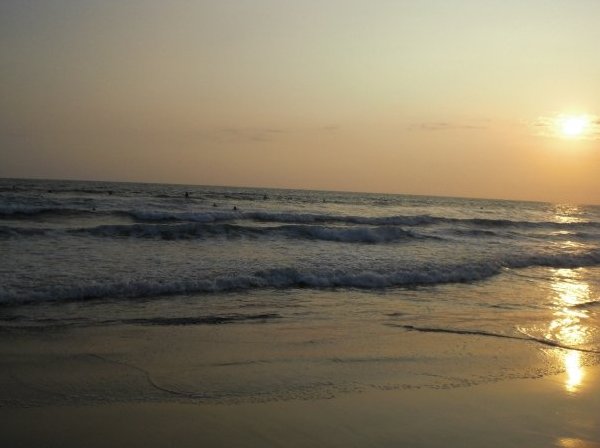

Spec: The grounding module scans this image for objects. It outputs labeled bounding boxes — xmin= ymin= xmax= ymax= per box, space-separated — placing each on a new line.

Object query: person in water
xmin=185 ymin=192 xmax=190 ymax=198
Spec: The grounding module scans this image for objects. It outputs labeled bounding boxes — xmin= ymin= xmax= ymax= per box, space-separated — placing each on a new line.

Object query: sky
xmin=1 ymin=0 xmax=599 ymax=204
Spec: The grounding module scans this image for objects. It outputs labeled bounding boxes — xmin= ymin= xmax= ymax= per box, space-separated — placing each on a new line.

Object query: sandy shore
xmin=1 ymin=320 xmax=600 ymax=447
xmin=2 ymin=366 xmax=600 ymax=448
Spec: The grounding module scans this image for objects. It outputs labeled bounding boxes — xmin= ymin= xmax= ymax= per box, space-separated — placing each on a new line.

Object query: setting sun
xmin=558 ymin=115 xmax=591 ymax=138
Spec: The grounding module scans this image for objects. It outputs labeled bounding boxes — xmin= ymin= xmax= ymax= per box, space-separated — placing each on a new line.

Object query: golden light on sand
xmin=558 ymin=115 xmax=591 ymax=138
xmin=557 ymin=437 xmax=600 ymax=448
xmin=564 ymin=351 xmax=584 ymax=392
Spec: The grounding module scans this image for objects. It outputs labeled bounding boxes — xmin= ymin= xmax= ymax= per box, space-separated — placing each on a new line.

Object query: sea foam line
xmin=2 ymin=249 xmax=600 ymax=304
xmin=393 ymin=324 xmax=600 ymax=354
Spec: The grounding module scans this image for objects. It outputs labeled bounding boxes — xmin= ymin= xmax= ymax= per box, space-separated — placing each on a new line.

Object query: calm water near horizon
xmin=1 ymin=178 xmax=600 ymax=405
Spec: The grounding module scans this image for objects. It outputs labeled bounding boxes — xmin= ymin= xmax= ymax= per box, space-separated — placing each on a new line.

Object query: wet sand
xmin=1 ymin=321 xmax=599 ymax=447
xmin=2 ymin=366 xmax=600 ymax=448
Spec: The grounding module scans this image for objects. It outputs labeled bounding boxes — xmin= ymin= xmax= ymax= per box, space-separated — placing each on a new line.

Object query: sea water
xmin=1 ymin=178 xmax=600 ymax=404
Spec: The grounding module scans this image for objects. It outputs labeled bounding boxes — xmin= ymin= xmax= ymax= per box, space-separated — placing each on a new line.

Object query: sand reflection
xmin=557 ymin=437 xmax=600 ymax=448
xmin=548 ymin=268 xmax=591 ymax=393
xmin=564 ymin=351 xmax=583 ymax=392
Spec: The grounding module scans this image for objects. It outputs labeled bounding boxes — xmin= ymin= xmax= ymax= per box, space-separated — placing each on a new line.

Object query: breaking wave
xmin=79 ymin=222 xmax=430 ymax=243
xmin=2 ymin=249 xmax=600 ymax=304
xmin=0 ymin=222 xmax=433 ymax=243
xmin=130 ymin=209 xmax=600 ymax=230
xmin=2 ymin=203 xmax=599 ymax=231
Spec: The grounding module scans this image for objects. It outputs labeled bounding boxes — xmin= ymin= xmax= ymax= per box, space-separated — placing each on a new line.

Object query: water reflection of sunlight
xmin=553 ymin=204 xmax=584 ymax=224
xmin=555 ymin=240 xmax=587 ymax=251
xmin=548 ymin=268 xmax=590 ymax=393
xmin=551 ymin=269 xmax=590 ymax=306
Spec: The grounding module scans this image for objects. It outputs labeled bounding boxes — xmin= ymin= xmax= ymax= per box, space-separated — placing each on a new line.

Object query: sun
xmin=535 ymin=112 xmax=598 ymax=141
xmin=558 ymin=114 xmax=591 ymax=138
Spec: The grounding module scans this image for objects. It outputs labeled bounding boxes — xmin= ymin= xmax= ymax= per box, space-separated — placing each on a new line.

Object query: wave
xmin=125 ymin=210 xmax=600 ymax=231
xmin=571 ymin=299 xmax=600 ymax=309
xmin=3 ymin=204 xmax=600 ymax=233
xmin=0 ymin=205 xmax=123 ymax=219
xmin=0 ymin=222 xmax=435 ymax=244
xmin=127 ymin=209 xmax=441 ymax=226
xmin=0 ymin=225 xmax=49 ymax=237
xmin=3 ymin=249 xmax=600 ymax=304
xmin=4 ymin=221 xmax=597 ymax=245
xmin=0 ymin=266 xmax=498 ymax=304
xmin=126 ymin=208 xmax=584 ymax=227
xmin=79 ymin=222 xmax=431 ymax=243
xmin=448 ymin=228 xmax=504 ymax=238
xmin=0 ymin=205 xmax=90 ymax=218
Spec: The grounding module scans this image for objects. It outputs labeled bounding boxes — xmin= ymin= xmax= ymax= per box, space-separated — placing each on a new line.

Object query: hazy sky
xmin=1 ymin=0 xmax=599 ymax=203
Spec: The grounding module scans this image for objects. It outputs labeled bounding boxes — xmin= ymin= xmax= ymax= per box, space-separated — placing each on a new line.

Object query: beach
xmin=1 ymin=179 xmax=600 ymax=446
xmin=1 ymin=321 xmax=600 ymax=447
xmin=0 ymin=0 xmax=600 ymax=448
xmin=3 ymin=1 xmax=600 ymax=445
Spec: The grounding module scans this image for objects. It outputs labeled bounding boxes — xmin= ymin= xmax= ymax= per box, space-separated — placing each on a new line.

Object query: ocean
xmin=1 ymin=178 xmax=600 ymax=405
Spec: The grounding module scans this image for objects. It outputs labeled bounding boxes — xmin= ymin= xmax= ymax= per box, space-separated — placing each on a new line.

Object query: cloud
xmin=407 ymin=121 xmax=487 ymax=131
xmin=213 ymin=127 xmax=287 ymax=143
xmin=208 ymin=125 xmax=340 ymax=143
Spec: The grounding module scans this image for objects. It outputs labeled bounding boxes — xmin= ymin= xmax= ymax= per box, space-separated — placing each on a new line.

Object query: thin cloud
xmin=408 ymin=121 xmax=487 ymax=131
xmin=209 ymin=125 xmax=339 ymax=143
xmin=214 ymin=127 xmax=287 ymax=143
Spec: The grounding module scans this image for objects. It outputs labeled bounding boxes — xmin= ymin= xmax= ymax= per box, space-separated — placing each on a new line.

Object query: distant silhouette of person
xmin=212 ymin=203 xmax=218 ymax=207
xmin=108 ymin=191 xmax=113 ymax=195
xmin=263 ymin=194 xmax=268 ymax=200
xmin=233 ymin=206 xmax=238 ymax=211
xmin=185 ymin=192 xmax=190 ymax=198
